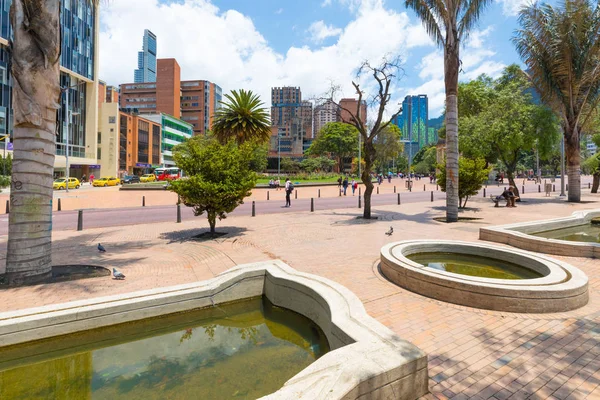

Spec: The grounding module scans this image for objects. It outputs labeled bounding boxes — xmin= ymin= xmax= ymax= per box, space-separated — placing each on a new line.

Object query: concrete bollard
xmin=358 ymin=195 xmax=362 ymax=209
xmin=483 ymin=188 xmax=486 ymax=197
xmin=431 ymin=191 xmax=434 ymax=202
xmin=142 ymin=196 xmax=146 ymax=207
xmin=58 ymin=198 xmax=62 ymax=212
xmin=397 ymin=193 xmax=401 ymax=205
xmin=311 ymin=198 xmax=314 ymax=212
xmin=5 ymin=199 xmax=9 ymax=214
xmin=177 ymin=204 xmax=181 ymax=223
xmin=252 ymin=201 xmax=255 ymax=217
xmin=267 ymin=191 xmax=270 ymax=201
xmin=77 ymin=210 xmax=83 ymax=231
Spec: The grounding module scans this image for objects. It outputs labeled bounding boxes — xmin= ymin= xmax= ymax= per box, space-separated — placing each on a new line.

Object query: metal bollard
xmin=267 ymin=191 xmax=270 ymax=201
xmin=177 ymin=204 xmax=181 ymax=223
xmin=424 ymin=184 xmax=426 ymax=192
xmin=483 ymin=188 xmax=486 ymax=197
xmin=311 ymin=198 xmax=314 ymax=212
xmin=397 ymin=193 xmax=401 ymax=205
xmin=142 ymin=196 xmax=146 ymax=207
xmin=359 ymin=187 xmax=361 ymax=196
xmin=318 ymin=189 xmax=321 ymax=198
xmin=437 ymin=185 xmax=439 ymax=191
xmin=58 ymin=198 xmax=62 ymax=212
xmin=295 ymin=190 xmax=297 ymax=199
xmin=358 ymin=195 xmax=362 ymax=208
xmin=522 ymin=185 xmax=525 ymax=194
xmin=5 ymin=199 xmax=9 ymax=214
xmin=566 ymin=184 xmax=569 ymax=192
xmin=377 ymin=187 xmax=379 ymax=195
xmin=431 ymin=191 xmax=434 ymax=202
xmin=553 ymin=184 xmax=556 ymax=192
xmin=589 ymin=182 xmax=591 ymax=189
xmin=252 ymin=201 xmax=255 ymax=217
xmin=538 ymin=185 xmax=541 ymax=193
xmin=77 ymin=210 xmax=83 ymax=231
xmin=394 ymin=186 xmax=396 ymax=193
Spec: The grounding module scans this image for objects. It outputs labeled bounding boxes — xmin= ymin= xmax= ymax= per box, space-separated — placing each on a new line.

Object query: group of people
xmin=268 ymin=179 xmax=281 ymax=190
xmin=337 ymin=177 xmax=359 ymax=196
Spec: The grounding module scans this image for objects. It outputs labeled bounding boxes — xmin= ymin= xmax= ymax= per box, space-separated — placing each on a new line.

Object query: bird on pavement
xmin=112 ymin=268 xmax=125 ymax=280
xmin=385 ymin=226 xmax=393 ymax=236
xmin=98 ymin=243 xmax=106 ymax=253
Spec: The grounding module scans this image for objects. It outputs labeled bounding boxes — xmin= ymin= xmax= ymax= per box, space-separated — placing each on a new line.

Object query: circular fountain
xmin=380 ymin=240 xmax=588 ymax=313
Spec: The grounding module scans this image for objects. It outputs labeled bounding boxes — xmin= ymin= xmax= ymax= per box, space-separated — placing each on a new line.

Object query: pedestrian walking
xmin=387 ymin=173 xmax=392 ymax=183
xmin=342 ymin=177 xmax=349 ymax=196
xmin=351 ymin=179 xmax=357 ymax=195
xmin=284 ymin=178 xmax=293 ymax=207
xmin=89 ymin=173 xmax=95 ymax=185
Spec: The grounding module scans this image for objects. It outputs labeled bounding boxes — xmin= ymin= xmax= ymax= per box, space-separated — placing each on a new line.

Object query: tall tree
xmin=306 ymin=122 xmax=359 ymax=172
xmin=374 ymin=124 xmax=404 ymax=173
xmin=406 ymin=0 xmax=493 ymax=222
xmin=327 ymin=58 xmax=403 ymax=219
xmin=212 ymin=89 xmax=271 ymax=145
xmin=5 ymin=0 xmax=61 ymax=284
xmin=514 ymin=0 xmax=600 ymax=202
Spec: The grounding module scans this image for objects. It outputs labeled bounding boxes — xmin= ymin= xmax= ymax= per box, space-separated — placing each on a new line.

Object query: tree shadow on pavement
xmin=159 ymin=226 xmax=248 ymax=244
xmin=423 ymin=318 xmax=600 ymax=399
xmin=327 ymin=209 xmax=439 ymax=226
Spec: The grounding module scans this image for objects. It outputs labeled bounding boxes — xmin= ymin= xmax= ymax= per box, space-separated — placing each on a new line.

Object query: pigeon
xmin=385 ymin=226 xmax=394 ymax=236
xmin=97 ymin=243 xmax=106 ymax=253
xmin=112 ymin=268 xmax=125 ymax=280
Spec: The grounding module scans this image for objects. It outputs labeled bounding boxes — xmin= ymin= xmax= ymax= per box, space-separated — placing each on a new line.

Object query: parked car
xmin=53 ymin=177 xmax=80 ymax=190
xmin=121 ymin=175 xmax=141 ymax=184
xmin=93 ymin=177 xmax=120 ymax=187
xmin=140 ymin=174 xmax=156 ymax=182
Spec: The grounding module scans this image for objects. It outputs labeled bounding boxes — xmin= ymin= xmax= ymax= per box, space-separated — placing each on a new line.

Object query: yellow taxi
xmin=53 ymin=177 xmax=81 ymax=190
xmin=140 ymin=174 xmax=156 ymax=182
xmin=93 ymin=177 xmax=120 ymax=187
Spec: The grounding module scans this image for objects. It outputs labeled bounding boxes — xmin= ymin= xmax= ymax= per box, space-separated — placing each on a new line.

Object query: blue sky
xmin=100 ymin=0 xmax=546 ymax=117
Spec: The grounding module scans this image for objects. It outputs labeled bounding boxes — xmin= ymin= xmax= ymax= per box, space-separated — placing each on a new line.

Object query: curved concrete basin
xmin=380 ymin=240 xmax=588 ymax=313
xmin=480 ymin=209 xmax=600 ymax=258
xmin=0 ymin=260 xmax=428 ymax=400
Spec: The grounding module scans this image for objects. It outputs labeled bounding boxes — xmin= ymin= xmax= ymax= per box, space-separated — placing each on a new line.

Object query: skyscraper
xmin=270 ymin=87 xmax=313 ymax=157
xmin=392 ymin=95 xmax=431 ymax=160
xmin=134 ymin=29 xmax=157 ymax=83
xmin=0 ymin=0 xmax=100 ymax=178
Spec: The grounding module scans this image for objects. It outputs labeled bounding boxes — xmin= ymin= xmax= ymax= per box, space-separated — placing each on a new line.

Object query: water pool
xmin=532 ymin=224 xmax=600 ymax=243
xmin=0 ymin=297 xmax=329 ymax=400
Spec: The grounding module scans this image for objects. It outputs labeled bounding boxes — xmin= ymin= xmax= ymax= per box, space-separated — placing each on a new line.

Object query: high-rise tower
xmin=134 ymin=29 xmax=157 ymax=83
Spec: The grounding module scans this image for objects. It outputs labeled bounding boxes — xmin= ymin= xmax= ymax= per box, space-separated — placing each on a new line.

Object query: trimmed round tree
xmin=170 ymin=137 xmax=257 ymax=233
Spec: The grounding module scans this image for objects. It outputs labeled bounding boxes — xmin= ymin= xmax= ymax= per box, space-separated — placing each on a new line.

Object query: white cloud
xmin=307 ymin=20 xmax=343 ymax=43
xmin=321 ymin=0 xmax=332 ymax=6
xmin=496 ymin=0 xmax=535 ymax=16
xmin=275 ymin=8 xmax=283 ymax=14
xmin=99 ymin=0 xmax=502 ymax=121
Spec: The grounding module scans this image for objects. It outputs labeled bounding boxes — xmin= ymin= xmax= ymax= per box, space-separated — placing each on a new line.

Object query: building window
xmin=97 ymin=148 xmax=101 ymax=159
xmin=109 ymin=116 xmax=116 ymax=123
xmin=97 ymin=131 xmax=101 ymax=144
xmin=138 ymin=120 xmax=149 ymax=163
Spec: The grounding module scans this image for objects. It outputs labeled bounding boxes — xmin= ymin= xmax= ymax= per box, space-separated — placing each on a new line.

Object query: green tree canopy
xmin=374 ymin=124 xmax=403 ymax=173
xmin=307 ymin=122 xmax=359 ymax=172
xmin=170 ymin=137 xmax=257 ymax=233
xmin=212 ymin=89 xmax=271 ymax=145
xmin=437 ymin=157 xmax=491 ymax=209
xmin=414 ymin=146 xmax=437 ymax=175
xmin=300 ymin=156 xmax=335 ymax=173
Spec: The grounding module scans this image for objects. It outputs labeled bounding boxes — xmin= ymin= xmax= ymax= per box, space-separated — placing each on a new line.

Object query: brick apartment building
xmin=339 ymin=98 xmax=367 ymax=125
xmin=270 ymin=87 xmax=313 ymax=160
xmin=120 ymin=58 xmax=221 ymax=136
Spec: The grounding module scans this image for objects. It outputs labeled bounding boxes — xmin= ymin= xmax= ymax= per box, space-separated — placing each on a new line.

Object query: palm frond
xmin=458 ymin=0 xmax=494 ymax=40
xmin=212 ymin=89 xmax=271 ymax=145
xmin=405 ymin=0 xmax=445 ymax=47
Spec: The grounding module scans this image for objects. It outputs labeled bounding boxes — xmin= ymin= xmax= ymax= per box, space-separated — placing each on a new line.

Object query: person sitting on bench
xmin=492 ymin=187 xmax=518 ymax=207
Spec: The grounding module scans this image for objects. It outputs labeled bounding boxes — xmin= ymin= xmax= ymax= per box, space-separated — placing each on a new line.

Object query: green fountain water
xmin=408 ymin=253 xmax=544 ymax=280
xmin=532 ymin=224 xmax=600 ymax=243
xmin=0 ymin=297 xmax=329 ymax=400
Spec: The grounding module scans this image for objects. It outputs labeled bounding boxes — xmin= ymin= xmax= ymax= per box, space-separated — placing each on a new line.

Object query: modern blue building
xmin=0 ymin=0 xmax=100 ymax=177
xmin=134 ymin=29 xmax=157 ymax=83
xmin=392 ymin=94 xmax=432 ymax=161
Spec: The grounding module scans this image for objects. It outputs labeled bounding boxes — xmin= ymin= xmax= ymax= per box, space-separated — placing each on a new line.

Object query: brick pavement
xmin=1 ymin=191 xmax=600 ymax=399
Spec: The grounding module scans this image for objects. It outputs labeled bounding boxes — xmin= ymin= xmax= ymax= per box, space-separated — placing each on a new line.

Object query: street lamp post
xmin=277 ymin=132 xmax=281 ymax=177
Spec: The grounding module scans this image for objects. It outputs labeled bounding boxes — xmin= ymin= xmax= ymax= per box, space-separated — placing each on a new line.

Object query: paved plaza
xmin=1 ymin=191 xmax=600 ymax=399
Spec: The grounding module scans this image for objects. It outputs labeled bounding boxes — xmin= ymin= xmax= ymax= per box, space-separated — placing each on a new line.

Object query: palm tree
xmin=405 ymin=0 xmax=493 ymax=222
xmin=514 ymin=0 xmax=600 ymax=203
xmin=212 ymin=89 xmax=272 ymax=145
xmin=4 ymin=1 xmax=62 ymax=284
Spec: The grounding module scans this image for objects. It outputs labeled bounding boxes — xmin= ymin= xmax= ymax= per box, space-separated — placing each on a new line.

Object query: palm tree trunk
xmin=362 ymin=140 xmax=375 ymax=219
xmin=565 ymin=131 xmax=581 ymax=202
xmin=5 ymin=0 xmax=61 ymax=285
xmin=444 ymin=37 xmax=460 ymax=223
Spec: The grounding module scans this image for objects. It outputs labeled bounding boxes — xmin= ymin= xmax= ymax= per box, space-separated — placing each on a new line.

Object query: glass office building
xmin=134 ymin=30 xmax=157 ymax=83
xmin=0 ymin=0 xmax=100 ymax=175
xmin=392 ymin=95 xmax=432 ymax=161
